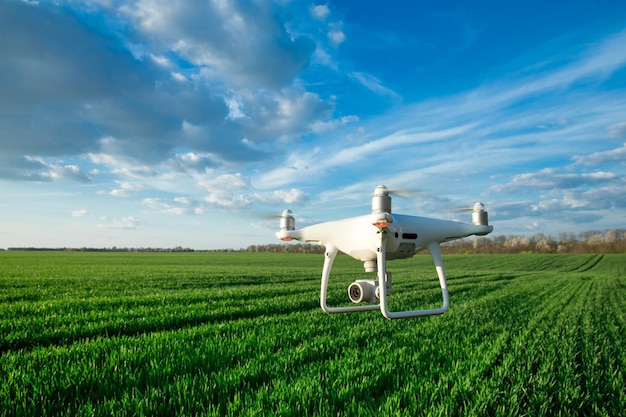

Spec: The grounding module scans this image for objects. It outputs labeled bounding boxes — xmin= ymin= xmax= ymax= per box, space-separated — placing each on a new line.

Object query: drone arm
xmin=378 ymin=241 xmax=449 ymax=319
xmin=320 ymin=245 xmax=380 ymax=314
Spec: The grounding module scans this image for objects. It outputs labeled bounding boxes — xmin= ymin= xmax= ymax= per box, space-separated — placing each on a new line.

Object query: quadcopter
xmin=276 ymin=185 xmax=493 ymax=319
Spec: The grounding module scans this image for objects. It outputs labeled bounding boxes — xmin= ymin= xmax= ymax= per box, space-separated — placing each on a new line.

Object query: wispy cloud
xmin=349 ymin=72 xmax=402 ymax=103
xmin=574 ymin=144 xmax=626 ymax=166
xmin=608 ymin=122 xmax=626 ymax=139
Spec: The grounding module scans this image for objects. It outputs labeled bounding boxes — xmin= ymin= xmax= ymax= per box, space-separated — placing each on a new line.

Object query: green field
xmin=1 ymin=252 xmax=624 ymax=416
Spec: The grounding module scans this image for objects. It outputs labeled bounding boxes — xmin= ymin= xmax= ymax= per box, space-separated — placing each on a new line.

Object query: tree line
xmin=440 ymin=228 xmax=626 ymax=254
xmin=4 ymin=229 xmax=624 ymax=254
xmin=243 ymin=228 xmax=626 ymax=255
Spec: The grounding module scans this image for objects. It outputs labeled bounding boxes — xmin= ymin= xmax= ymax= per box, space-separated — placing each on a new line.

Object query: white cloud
xmin=72 ymin=209 xmax=88 ymax=217
xmin=168 ymin=151 xmax=217 ymax=173
xmin=574 ymin=143 xmax=626 ymax=166
xmin=273 ymin=188 xmax=309 ymax=204
xmin=231 ymin=88 xmax=334 ymax=142
xmin=492 ymin=169 xmax=619 ymax=193
xmin=311 ymin=115 xmax=359 ymax=133
xmin=608 ymin=122 xmax=626 ymax=139
xmin=195 ymin=172 xmax=255 ymax=210
xmin=142 ymin=197 xmax=207 ymax=215
xmin=48 ymin=164 xmax=91 ymax=183
xmin=110 ymin=181 xmax=144 ymax=197
xmin=150 ymin=54 xmax=171 ymax=67
xmin=112 ymin=216 xmax=140 ymax=229
xmin=310 ymin=5 xmax=330 ymax=21
xmin=87 ymin=137 xmax=156 ymax=178
xmin=205 ymin=193 xmax=251 ymax=209
xmin=200 ymin=173 xmax=249 ymax=192
xmin=327 ymin=22 xmax=346 ymax=46
xmin=254 ymin=188 xmax=309 ymax=205
xmin=98 ymin=216 xmax=140 ymax=230
xmin=118 ymin=0 xmax=316 ymax=89
xmin=488 ymin=163 xmax=626 ymax=236
xmin=22 ymin=156 xmax=91 ymax=183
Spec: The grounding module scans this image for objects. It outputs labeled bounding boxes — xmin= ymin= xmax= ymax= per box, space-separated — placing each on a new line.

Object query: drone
xmin=276 ymin=185 xmax=493 ymax=319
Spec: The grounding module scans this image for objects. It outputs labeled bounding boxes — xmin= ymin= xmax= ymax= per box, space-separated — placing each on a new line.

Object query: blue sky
xmin=1 ymin=0 xmax=625 ymax=249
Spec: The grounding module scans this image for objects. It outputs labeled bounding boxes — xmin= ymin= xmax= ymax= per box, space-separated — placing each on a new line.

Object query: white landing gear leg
xmin=320 ymin=245 xmax=380 ymax=314
xmin=378 ymin=240 xmax=450 ymax=319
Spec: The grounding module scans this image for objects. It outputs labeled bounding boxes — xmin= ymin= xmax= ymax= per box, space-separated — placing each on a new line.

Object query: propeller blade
xmin=260 ymin=213 xmax=283 ymax=220
xmin=255 ymin=210 xmax=292 ymax=220
xmin=388 ymin=188 xmax=421 ymax=198
xmin=453 ymin=203 xmax=486 ymax=213
xmin=453 ymin=207 xmax=474 ymax=213
xmin=374 ymin=185 xmax=422 ymax=198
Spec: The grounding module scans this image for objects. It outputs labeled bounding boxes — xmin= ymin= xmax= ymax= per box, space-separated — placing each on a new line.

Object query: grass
xmin=0 ymin=252 xmax=624 ymax=416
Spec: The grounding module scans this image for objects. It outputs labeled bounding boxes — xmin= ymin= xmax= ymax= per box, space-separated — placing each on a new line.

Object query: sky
xmin=1 ymin=0 xmax=625 ymax=250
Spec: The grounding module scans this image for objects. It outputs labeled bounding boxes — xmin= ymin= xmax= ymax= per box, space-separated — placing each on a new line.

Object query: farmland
xmin=0 ymin=252 xmax=624 ymax=416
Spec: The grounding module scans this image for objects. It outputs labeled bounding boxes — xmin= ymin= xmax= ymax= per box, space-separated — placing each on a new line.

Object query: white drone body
xmin=276 ymin=185 xmax=493 ymax=319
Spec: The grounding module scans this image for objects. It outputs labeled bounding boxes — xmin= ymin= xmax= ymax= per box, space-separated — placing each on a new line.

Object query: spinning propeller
xmin=276 ymin=185 xmax=493 ymax=319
